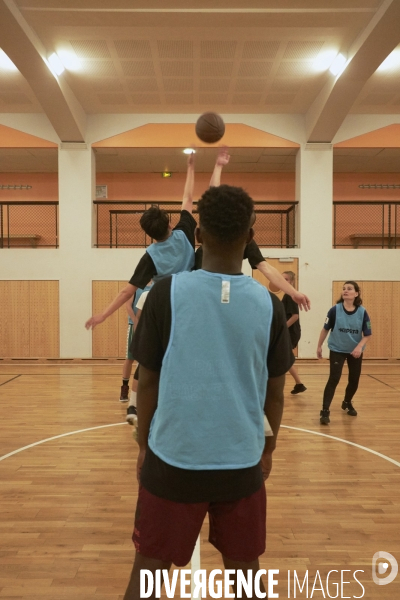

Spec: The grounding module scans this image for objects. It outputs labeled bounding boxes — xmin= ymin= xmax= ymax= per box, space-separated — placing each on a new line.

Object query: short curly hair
xmin=140 ymin=206 xmax=170 ymax=241
xmin=197 ymin=184 xmax=254 ymax=243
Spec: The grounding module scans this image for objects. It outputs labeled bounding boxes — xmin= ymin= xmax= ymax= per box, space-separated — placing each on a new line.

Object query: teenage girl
xmin=317 ymin=281 xmax=372 ymax=425
xmin=281 ymin=271 xmax=307 ymax=394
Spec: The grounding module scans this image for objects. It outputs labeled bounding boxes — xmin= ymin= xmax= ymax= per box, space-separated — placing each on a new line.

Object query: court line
xmin=281 ymin=425 xmax=400 ymax=469
xmin=0 ymin=375 xmax=21 ymax=387
xmin=368 ymin=374 xmax=400 ymax=391
xmin=0 ymin=422 xmax=127 ymax=463
xmin=0 ymin=422 xmax=399 ymax=470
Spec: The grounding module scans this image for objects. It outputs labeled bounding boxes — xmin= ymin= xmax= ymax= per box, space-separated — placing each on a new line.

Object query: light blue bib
xmin=328 ymin=303 xmax=365 ymax=353
xmin=148 ymin=270 xmax=273 ymax=470
xmin=146 ymin=230 xmax=194 ymax=283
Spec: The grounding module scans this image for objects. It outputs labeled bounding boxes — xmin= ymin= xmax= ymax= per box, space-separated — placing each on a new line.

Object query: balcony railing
xmin=0 ymin=201 xmax=59 ymax=249
xmin=94 ymin=200 xmax=298 ymax=248
xmin=333 ymin=201 xmax=399 ymax=248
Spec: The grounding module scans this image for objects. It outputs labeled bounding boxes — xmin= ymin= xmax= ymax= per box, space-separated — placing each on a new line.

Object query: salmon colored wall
xmin=334 ymin=173 xmax=400 ymax=200
xmin=0 ymin=173 xmax=58 ymax=200
xmin=96 ymin=172 xmax=296 ymax=201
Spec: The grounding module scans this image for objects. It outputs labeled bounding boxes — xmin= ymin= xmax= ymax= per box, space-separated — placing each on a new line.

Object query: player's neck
xmin=343 ymin=300 xmax=356 ymax=311
xmin=201 ymin=245 xmax=244 ymax=275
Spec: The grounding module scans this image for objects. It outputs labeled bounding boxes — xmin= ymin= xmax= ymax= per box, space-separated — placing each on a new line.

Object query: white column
xmin=58 ymin=144 xmax=95 ymax=357
xmin=296 ymin=144 xmax=333 ymax=358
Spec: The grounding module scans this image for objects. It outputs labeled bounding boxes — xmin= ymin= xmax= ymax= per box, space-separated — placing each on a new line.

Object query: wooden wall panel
xmin=253 ymin=258 xmax=299 ymax=356
xmin=392 ymin=281 xmax=400 ymax=358
xmin=92 ymin=281 xmax=119 ymax=357
xmin=0 ymin=281 xmax=59 ymax=357
xmin=118 ymin=281 xmax=131 ymax=359
xmin=29 ymin=281 xmax=59 ymax=357
xmin=0 ymin=281 xmax=30 ymax=356
xmin=359 ymin=281 xmax=392 ymax=358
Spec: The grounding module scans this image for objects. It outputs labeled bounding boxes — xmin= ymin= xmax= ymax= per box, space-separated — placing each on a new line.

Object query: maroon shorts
xmin=132 ymin=485 xmax=266 ymax=567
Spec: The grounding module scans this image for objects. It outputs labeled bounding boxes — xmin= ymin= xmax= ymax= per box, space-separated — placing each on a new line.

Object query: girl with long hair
xmin=317 ymin=281 xmax=372 ymax=425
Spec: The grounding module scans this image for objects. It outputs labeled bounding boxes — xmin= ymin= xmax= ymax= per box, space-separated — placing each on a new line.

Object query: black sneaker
xmin=119 ymin=384 xmax=129 ymax=403
xmin=291 ymin=383 xmax=307 ymax=395
xmin=126 ymin=405 xmax=137 ymax=425
xmin=341 ymin=401 xmax=357 ymax=416
xmin=320 ymin=409 xmax=330 ymax=425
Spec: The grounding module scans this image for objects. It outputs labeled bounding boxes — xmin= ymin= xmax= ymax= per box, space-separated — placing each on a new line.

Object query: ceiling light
xmin=48 ymin=52 xmax=65 ymax=76
xmin=183 ymin=148 xmax=196 ymax=154
xmin=0 ymin=49 xmax=18 ymax=71
xmin=57 ymin=48 xmax=82 ymax=72
xmin=377 ymin=49 xmax=400 ymax=72
xmin=313 ymin=49 xmax=338 ymax=72
xmin=329 ymin=53 xmax=347 ymax=76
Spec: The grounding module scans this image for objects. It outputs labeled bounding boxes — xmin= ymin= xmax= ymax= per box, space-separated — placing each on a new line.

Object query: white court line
xmin=281 ymin=425 xmax=400 ymax=468
xmin=0 ymin=422 xmax=399 ymax=470
xmin=0 ymin=422 xmax=127 ymax=462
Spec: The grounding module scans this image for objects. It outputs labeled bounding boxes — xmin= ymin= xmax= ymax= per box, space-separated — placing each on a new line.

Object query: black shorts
xmin=133 ymin=364 xmax=140 ymax=381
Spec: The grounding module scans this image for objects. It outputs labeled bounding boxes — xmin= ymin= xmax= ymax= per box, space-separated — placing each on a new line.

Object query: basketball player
xmin=281 ymin=271 xmax=307 ymax=394
xmin=317 ymin=281 xmax=372 ymax=425
xmin=195 ymin=147 xmax=311 ymax=311
xmin=85 ymin=152 xmax=196 ymax=331
xmin=122 ymin=184 xmax=294 ymax=600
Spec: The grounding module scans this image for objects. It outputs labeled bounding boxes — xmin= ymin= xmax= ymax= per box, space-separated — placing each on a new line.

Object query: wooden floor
xmin=0 ymin=361 xmax=399 ymax=599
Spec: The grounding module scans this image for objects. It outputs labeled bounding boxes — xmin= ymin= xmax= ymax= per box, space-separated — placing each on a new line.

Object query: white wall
xmin=0 ymin=113 xmax=398 ymax=358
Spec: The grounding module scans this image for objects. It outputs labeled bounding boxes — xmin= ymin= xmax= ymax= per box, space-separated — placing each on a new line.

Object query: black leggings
xmin=322 ymin=350 xmax=363 ymax=410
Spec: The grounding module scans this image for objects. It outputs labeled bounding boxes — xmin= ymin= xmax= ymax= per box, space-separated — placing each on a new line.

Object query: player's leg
xmin=127 ymin=364 xmax=139 ymax=424
xmin=123 ymin=485 xmax=207 ymax=599
xmin=341 ymin=353 xmax=362 ymax=416
xmin=120 ymin=324 xmax=134 ymax=402
xmin=222 ymin=556 xmax=267 ymax=600
xmin=320 ymin=351 xmax=346 ymax=424
xmin=209 ymin=485 xmax=266 ymax=600
xmin=289 ymin=349 xmax=306 ymax=394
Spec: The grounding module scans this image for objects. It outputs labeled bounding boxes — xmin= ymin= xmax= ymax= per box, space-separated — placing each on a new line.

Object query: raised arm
xmin=209 ymin=146 xmax=230 ymax=187
xmin=181 ymin=151 xmax=195 ymax=214
xmin=85 ymin=283 xmax=137 ymax=330
xmin=255 ymin=260 xmax=311 ymax=311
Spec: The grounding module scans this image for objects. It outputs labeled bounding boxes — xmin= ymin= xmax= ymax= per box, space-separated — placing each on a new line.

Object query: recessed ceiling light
xmin=313 ymin=49 xmax=338 ymax=72
xmin=48 ymin=52 xmax=65 ymax=76
xmin=57 ymin=48 xmax=81 ymax=72
xmin=377 ymin=49 xmax=400 ymax=72
xmin=0 ymin=49 xmax=18 ymax=71
xmin=183 ymin=148 xmax=196 ymax=154
xmin=329 ymin=53 xmax=347 ymax=76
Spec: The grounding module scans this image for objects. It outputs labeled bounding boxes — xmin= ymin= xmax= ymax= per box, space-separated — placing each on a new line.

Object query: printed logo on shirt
xmin=338 ymin=327 xmax=359 ymax=334
xmin=324 ymin=317 xmax=329 ymax=325
xmin=366 ymin=321 xmax=371 ymax=330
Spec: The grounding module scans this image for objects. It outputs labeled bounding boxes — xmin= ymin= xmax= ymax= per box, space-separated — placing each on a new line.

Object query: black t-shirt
xmin=131 ymin=275 xmax=294 ymax=503
xmin=281 ymin=293 xmax=301 ymax=349
xmin=194 ymin=238 xmax=265 ymax=270
xmin=129 ymin=210 xmax=197 ymax=289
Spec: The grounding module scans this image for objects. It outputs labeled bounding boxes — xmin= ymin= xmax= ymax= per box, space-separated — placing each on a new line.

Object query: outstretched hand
xmin=216 ymin=146 xmax=230 ymax=167
xmin=187 ymin=150 xmax=195 ymax=167
xmin=292 ymin=290 xmax=311 ymax=311
xmin=85 ymin=314 xmax=105 ymax=330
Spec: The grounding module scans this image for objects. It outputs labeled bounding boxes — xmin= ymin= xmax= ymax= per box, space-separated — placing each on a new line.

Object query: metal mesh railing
xmin=333 ymin=201 xmax=399 ymax=248
xmin=94 ymin=200 xmax=298 ymax=248
xmin=0 ymin=202 xmax=59 ymax=248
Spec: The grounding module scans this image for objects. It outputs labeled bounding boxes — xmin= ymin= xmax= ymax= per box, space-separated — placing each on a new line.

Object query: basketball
xmin=195 ymin=112 xmax=225 ymax=144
